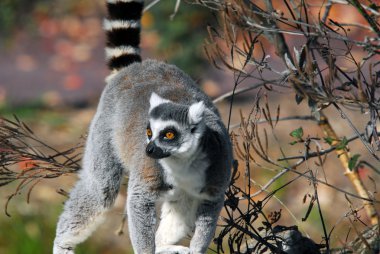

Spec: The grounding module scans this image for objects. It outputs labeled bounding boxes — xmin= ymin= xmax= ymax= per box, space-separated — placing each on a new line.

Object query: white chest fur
xmin=159 ymin=150 xmax=210 ymax=199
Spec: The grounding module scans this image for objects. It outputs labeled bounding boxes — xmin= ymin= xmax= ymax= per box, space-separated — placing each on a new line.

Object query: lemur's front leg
xmin=127 ymin=180 xmax=158 ymax=254
xmin=189 ymin=198 xmax=224 ymax=254
xmin=155 ymin=195 xmax=194 ymax=247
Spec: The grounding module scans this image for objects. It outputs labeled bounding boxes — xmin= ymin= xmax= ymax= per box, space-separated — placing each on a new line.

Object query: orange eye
xmin=165 ymin=131 xmax=175 ymax=140
xmin=146 ymin=128 xmax=152 ymax=138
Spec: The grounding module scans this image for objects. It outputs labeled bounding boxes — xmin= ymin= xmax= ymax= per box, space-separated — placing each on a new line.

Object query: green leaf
xmin=324 ymin=137 xmax=334 ymax=145
xmin=290 ymin=127 xmax=303 ymax=139
xmin=336 ymin=136 xmax=348 ymax=150
xmin=289 ymin=141 xmax=298 ymax=145
xmin=348 ymin=154 xmax=361 ymax=171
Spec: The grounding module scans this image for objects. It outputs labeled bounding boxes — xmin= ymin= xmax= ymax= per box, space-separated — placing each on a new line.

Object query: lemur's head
xmin=146 ymin=92 xmax=205 ymax=160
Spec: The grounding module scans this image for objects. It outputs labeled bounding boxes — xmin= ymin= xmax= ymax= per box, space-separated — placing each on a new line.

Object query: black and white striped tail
xmin=105 ymin=0 xmax=144 ymax=71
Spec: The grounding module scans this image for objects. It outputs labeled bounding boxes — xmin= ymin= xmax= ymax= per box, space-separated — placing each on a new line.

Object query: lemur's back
xmin=104 ymin=60 xmax=218 ymax=115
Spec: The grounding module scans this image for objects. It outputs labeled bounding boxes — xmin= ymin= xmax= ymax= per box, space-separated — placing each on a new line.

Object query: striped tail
xmin=104 ymin=0 xmax=144 ymax=71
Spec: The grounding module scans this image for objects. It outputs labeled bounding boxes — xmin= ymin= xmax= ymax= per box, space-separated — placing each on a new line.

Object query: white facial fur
xmin=149 ymin=92 xmax=170 ymax=112
xmin=188 ymin=101 xmax=205 ymax=124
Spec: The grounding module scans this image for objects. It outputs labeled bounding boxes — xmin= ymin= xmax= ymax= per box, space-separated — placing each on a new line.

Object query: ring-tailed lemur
xmin=53 ymin=0 xmax=232 ymax=253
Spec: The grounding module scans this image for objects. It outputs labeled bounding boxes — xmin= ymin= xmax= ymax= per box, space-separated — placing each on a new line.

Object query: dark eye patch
xmin=159 ymin=126 xmax=179 ymax=142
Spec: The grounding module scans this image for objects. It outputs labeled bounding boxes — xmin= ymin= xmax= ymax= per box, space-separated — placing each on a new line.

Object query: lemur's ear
xmin=188 ymin=101 xmax=205 ymax=124
xmin=149 ymin=92 xmax=170 ymax=111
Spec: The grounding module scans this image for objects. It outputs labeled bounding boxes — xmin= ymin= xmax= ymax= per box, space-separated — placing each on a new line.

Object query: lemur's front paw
xmin=156 ymin=245 xmax=191 ymax=254
xmin=53 ymin=244 xmax=75 ymax=254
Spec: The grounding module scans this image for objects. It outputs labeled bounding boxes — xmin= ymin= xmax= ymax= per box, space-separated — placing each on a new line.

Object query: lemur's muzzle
xmin=146 ymin=142 xmax=170 ymax=159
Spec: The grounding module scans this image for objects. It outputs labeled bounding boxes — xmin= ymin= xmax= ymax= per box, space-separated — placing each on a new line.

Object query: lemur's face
xmin=145 ymin=93 xmax=205 ymax=159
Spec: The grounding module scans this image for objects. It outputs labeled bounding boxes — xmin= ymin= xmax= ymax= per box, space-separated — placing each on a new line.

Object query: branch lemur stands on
xmin=53 ymin=0 xmax=232 ymax=253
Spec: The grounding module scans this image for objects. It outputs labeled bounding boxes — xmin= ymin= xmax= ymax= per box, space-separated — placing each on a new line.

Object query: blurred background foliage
xmin=0 ymin=0 xmax=95 ymax=40
xmin=0 ymin=0 xmax=210 ymax=76
xmin=146 ymin=0 xmax=212 ymax=76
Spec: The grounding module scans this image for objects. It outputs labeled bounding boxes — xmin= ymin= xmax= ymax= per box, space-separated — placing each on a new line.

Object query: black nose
xmin=146 ymin=142 xmax=155 ymax=155
xmin=145 ymin=142 xmax=170 ymax=159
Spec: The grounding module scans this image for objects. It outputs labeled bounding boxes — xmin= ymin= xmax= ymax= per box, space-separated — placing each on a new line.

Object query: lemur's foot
xmin=156 ymin=245 xmax=191 ymax=254
xmin=53 ymin=245 xmax=75 ymax=254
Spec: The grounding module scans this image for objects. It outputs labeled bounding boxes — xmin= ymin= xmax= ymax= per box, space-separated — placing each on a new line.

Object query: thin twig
xmin=278 ymin=130 xmax=380 ymax=163
xmin=213 ymin=81 xmax=273 ymax=104
xmin=348 ymin=0 xmax=380 ymax=37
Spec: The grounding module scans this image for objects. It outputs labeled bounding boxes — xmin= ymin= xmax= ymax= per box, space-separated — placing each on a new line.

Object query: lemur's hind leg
xmin=53 ymin=138 xmax=124 ymax=254
xmin=54 ymin=181 xmax=109 ymax=254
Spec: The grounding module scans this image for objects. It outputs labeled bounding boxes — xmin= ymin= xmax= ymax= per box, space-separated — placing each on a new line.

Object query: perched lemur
xmin=53 ymin=0 xmax=232 ymax=253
